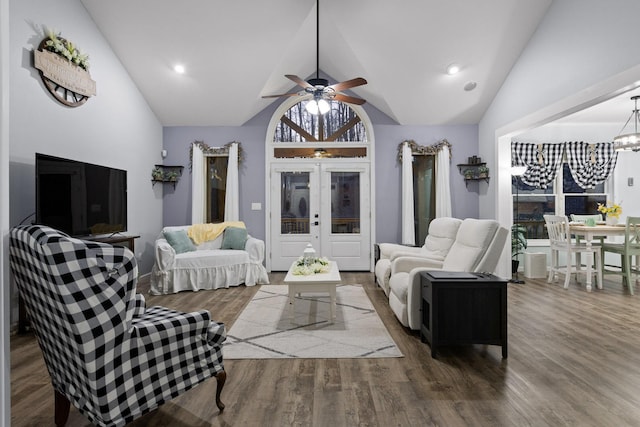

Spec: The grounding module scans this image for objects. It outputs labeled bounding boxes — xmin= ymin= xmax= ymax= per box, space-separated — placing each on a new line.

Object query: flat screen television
xmin=35 ymin=153 xmax=128 ymax=237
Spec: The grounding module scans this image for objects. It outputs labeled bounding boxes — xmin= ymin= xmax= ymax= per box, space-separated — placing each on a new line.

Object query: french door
xmin=270 ymin=161 xmax=371 ymax=271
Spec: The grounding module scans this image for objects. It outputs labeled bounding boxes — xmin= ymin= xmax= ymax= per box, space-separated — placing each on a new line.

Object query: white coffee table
xmin=283 ymin=260 xmax=341 ymax=322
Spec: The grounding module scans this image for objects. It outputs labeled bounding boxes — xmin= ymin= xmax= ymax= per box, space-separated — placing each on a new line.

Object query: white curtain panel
xmin=402 ymin=141 xmax=416 ymax=245
xmin=224 ymin=142 xmax=239 ymax=221
xmin=191 ymin=143 xmax=205 ymax=224
xmin=435 ymin=144 xmax=452 ymax=217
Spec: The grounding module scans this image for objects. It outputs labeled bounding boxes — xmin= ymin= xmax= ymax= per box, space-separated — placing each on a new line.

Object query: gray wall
xmin=9 ymin=0 xmax=163 ymax=324
xmin=163 ymin=112 xmax=480 ymax=246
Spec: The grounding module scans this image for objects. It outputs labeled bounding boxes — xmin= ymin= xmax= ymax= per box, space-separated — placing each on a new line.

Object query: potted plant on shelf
xmin=464 ymin=169 xmax=475 ymax=180
xmin=165 ymin=170 xmax=179 ymax=182
xmin=478 ymin=165 xmax=489 ymax=179
xmin=151 ymin=167 xmax=163 ymax=181
xmin=511 ymin=224 xmax=528 ymax=274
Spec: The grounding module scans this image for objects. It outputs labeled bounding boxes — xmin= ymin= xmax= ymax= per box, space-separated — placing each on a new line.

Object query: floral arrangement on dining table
xmin=291 ymin=256 xmax=330 ymax=275
xmin=597 ymin=201 xmax=622 ymax=219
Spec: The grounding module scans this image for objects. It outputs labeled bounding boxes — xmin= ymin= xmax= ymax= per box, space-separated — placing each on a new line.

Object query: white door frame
xmin=268 ymin=160 xmax=371 ymax=271
xmin=265 ymin=96 xmax=375 ymax=272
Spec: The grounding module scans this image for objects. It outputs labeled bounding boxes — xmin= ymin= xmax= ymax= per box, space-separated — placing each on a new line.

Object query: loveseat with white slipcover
xmin=150 ymin=223 xmax=269 ymax=295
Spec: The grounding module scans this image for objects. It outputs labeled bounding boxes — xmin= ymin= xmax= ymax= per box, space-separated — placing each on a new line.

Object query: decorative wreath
xmin=34 ymin=28 xmax=95 ymax=107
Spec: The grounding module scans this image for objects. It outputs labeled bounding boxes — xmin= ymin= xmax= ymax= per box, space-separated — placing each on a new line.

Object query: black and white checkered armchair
xmin=9 ymin=225 xmax=227 ymax=427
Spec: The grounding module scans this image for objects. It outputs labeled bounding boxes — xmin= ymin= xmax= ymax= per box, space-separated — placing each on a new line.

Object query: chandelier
xmin=613 ymin=95 xmax=640 ymax=151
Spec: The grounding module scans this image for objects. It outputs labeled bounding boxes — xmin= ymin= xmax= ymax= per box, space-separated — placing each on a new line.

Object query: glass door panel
xmin=331 ymin=172 xmax=360 ymax=234
xmin=280 ymin=172 xmax=310 ymax=235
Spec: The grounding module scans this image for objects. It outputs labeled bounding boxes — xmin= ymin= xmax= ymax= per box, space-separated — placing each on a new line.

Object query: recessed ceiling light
xmin=446 ymin=64 xmax=460 ymax=75
xmin=173 ymin=64 xmax=185 ymax=74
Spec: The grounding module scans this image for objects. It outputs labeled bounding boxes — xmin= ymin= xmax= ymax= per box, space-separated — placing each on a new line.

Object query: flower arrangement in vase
xmin=291 ymin=256 xmax=330 ymax=275
xmin=597 ymin=201 xmax=622 ymax=225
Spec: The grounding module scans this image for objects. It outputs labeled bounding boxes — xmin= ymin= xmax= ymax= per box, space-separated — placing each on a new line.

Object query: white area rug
xmin=224 ymin=284 xmax=403 ymax=359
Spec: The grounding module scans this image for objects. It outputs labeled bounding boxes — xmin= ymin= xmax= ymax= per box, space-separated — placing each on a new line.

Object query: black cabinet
xmin=420 ymin=271 xmax=508 ymax=358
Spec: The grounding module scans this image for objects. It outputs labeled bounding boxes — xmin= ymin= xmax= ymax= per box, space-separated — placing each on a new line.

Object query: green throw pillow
xmin=221 ymin=227 xmax=248 ymax=250
xmin=164 ymin=230 xmax=196 ymax=254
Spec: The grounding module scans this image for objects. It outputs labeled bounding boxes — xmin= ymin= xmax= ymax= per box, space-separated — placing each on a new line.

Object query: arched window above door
xmin=274 ymin=99 xmax=367 ymax=143
xmin=271 ymin=99 xmax=369 ymax=159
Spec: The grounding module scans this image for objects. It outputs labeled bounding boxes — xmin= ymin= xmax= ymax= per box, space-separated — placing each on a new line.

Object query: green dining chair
xmin=601 ymin=216 xmax=640 ymax=295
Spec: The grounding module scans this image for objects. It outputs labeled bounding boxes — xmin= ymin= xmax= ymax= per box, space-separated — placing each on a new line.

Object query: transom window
xmin=272 ymin=99 xmax=368 ymax=159
xmin=274 ymin=99 xmax=367 ymax=143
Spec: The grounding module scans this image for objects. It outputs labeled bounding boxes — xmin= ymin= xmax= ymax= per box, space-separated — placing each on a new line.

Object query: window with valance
xmin=511 ymin=141 xmax=617 ymax=189
xmin=510 ymin=141 xmax=616 ymax=239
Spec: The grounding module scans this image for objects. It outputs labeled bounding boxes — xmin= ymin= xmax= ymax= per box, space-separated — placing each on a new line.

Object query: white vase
xmin=606 ymin=216 xmax=618 ymax=226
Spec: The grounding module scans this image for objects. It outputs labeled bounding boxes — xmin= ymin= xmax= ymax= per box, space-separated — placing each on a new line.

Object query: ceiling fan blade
xmin=286 ymin=74 xmax=314 ymax=89
xmin=334 ymin=93 xmax=366 ymax=105
xmin=328 ymin=77 xmax=368 ymax=92
xmin=261 ymin=92 xmax=300 ymax=99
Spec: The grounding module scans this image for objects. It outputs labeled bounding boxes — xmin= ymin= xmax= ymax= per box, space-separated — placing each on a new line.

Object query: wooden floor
xmin=10 ymin=272 xmax=640 ymax=426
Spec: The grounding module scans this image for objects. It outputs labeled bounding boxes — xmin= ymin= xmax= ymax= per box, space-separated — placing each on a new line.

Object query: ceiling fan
xmin=262 ymin=0 xmax=367 ymax=114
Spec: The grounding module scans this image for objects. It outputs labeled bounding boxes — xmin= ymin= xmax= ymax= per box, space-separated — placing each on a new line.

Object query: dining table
xmin=569 ymin=222 xmax=628 ymax=291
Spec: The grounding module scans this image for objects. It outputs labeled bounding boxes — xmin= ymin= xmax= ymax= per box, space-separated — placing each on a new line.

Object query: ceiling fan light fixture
xmin=261 ymin=0 xmax=367 ymax=106
xmin=613 ymin=95 xmax=640 ymax=151
xmin=305 ymin=97 xmax=330 ymax=115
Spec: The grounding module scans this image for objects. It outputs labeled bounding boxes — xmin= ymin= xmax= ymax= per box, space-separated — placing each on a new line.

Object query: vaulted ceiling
xmin=80 ymin=0 xmax=556 ymax=126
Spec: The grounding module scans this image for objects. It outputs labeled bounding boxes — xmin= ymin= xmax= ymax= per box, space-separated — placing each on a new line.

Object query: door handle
xmin=314 ymin=221 xmax=319 ymax=226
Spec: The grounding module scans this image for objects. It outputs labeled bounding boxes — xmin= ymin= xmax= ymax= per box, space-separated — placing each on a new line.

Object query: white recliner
xmin=374 ymin=217 xmax=463 ymax=295
xmin=387 ymin=218 xmax=509 ymax=330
